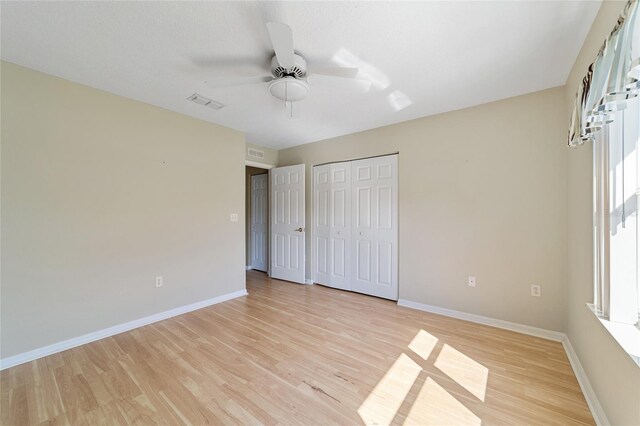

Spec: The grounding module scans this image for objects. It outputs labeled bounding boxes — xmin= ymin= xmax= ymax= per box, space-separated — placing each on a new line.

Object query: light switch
xmin=230 ymin=213 xmax=238 ymax=222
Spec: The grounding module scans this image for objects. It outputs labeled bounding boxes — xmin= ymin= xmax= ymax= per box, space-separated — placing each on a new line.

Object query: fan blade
xmin=308 ymin=66 xmax=359 ymax=78
xmin=266 ymin=22 xmax=295 ymax=69
xmin=307 ymin=74 xmax=371 ymax=92
xmin=206 ymin=75 xmax=273 ymax=89
xmin=187 ymin=54 xmax=270 ymax=70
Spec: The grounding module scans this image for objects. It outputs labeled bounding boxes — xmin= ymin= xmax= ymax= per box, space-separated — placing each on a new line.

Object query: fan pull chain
xmin=621 ymin=112 xmax=626 ymax=228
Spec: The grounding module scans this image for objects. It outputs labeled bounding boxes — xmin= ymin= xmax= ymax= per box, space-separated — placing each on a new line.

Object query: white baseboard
xmin=562 ymin=339 xmax=610 ymax=426
xmin=397 ymin=298 xmax=608 ymax=425
xmin=246 ymin=265 xmax=253 ymax=270
xmin=397 ymin=299 xmax=565 ymax=341
xmin=0 ymin=289 xmax=248 ymax=371
xmin=305 ymin=279 xmax=314 ymax=285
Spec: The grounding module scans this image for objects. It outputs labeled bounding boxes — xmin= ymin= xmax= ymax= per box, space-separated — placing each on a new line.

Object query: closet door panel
xmin=356 ymin=187 xmax=372 ymax=228
xmin=356 ymin=240 xmax=372 ymax=282
xmin=332 ymin=239 xmax=347 ymax=278
xmin=374 ymin=156 xmax=398 ymax=299
xmin=351 ymin=155 xmax=398 ymax=300
xmin=329 ymin=162 xmax=351 ymax=290
xmin=313 ymin=166 xmax=331 ymax=286
xmin=316 ymin=237 xmax=329 ymax=275
xmin=377 ymin=241 xmax=393 ymax=285
xmin=352 ymin=160 xmax=376 ymax=292
xmin=332 ymin=188 xmax=347 ymax=228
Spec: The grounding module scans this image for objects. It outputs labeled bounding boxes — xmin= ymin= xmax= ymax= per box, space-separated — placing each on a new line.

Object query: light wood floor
xmin=1 ymin=271 xmax=594 ymax=425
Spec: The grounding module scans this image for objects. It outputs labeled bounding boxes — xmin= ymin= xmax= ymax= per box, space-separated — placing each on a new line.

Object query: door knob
xmin=294 ymin=227 xmax=304 ymax=232
xmin=337 ymin=231 xmax=341 ymax=235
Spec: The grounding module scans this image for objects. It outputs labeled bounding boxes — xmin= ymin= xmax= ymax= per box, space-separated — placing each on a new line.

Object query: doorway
xmin=246 ymin=165 xmax=269 ymax=272
xmin=246 ymin=161 xmax=307 ymax=284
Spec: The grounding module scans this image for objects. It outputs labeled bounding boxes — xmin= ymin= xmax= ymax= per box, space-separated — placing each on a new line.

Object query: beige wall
xmin=564 ymin=1 xmax=640 ymax=425
xmin=3 ymin=4 xmax=638 ymax=419
xmin=245 ymin=166 xmax=268 ymax=267
xmin=0 ymin=62 xmax=247 ymax=358
xmin=246 ymin=142 xmax=278 ymax=166
xmin=279 ymin=87 xmax=568 ymax=332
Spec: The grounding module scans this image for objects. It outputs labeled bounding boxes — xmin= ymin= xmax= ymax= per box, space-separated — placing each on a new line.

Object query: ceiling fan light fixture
xmin=268 ymin=77 xmax=309 ymax=102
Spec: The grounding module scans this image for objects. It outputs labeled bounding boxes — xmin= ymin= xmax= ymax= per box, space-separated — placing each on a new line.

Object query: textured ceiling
xmin=1 ymin=1 xmax=601 ymax=149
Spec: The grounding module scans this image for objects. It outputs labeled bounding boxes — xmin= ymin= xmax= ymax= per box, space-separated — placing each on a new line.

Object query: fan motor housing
xmin=271 ymin=54 xmax=307 ymax=79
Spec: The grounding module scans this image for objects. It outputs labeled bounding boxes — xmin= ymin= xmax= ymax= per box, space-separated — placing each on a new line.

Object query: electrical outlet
xmin=230 ymin=213 xmax=238 ymax=222
xmin=531 ymin=284 xmax=541 ymax=297
xmin=468 ymin=276 xmax=476 ymax=287
xmin=155 ymin=276 xmax=163 ymax=288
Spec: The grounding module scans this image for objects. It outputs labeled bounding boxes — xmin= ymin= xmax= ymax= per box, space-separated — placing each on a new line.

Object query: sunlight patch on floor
xmin=357 ymin=353 xmax=422 ymax=425
xmin=359 ymin=329 xmax=489 ymax=425
xmin=408 ymin=329 xmax=438 ymax=360
xmin=434 ymin=344 xmax=488 ymax=401
xmin=403 ymin=377 xmax=482 ymax=426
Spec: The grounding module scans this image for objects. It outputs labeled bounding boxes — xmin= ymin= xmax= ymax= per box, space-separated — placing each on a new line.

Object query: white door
xmin=270 ymin=164 xmax=306 ymax=284
xmin=330 ymin=163 xmax=352 ymax=290
xmin=314 ymin=165 xmax=331 ymax=286
xmin=351 ymin=155 xmax=398 ymax=300
xmin=313 ymin=162 xmax=351 ymax=290
xmin=250 ymin=174 xmax=268 ymax=272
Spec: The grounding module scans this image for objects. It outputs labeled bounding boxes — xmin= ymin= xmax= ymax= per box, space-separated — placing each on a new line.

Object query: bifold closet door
xmin=313 ymin=162 xmax=351 ymax=291
xmin=351 ymin=155 xmax=398 ymax=300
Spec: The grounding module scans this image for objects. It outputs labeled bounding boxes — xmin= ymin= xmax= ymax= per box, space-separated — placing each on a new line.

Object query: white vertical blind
xmin=606 ymin=98 xmax=639 ymax=323
xmin=578 ymin=0 xmax=640 ymax=326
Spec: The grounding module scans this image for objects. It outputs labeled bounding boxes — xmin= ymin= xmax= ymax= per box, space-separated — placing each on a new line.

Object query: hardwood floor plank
xmin=1 ymin=271 xmax=594 ymax=425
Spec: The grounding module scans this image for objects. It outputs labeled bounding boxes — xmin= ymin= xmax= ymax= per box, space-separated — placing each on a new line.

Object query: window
xmin=593 ymin=94 xmax=639 ymax=328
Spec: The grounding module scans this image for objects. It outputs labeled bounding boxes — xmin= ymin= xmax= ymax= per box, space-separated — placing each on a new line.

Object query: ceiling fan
xmin=206 ymin=22 xmax=371 ymax=112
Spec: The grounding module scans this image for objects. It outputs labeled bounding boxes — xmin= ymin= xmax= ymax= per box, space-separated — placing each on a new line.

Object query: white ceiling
xmin=1 ymin=1 xmax=601 ymax=149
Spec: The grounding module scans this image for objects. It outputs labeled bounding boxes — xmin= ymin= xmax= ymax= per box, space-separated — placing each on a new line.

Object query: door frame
xmin=246 ymin=160 xmax=275 ymax=170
